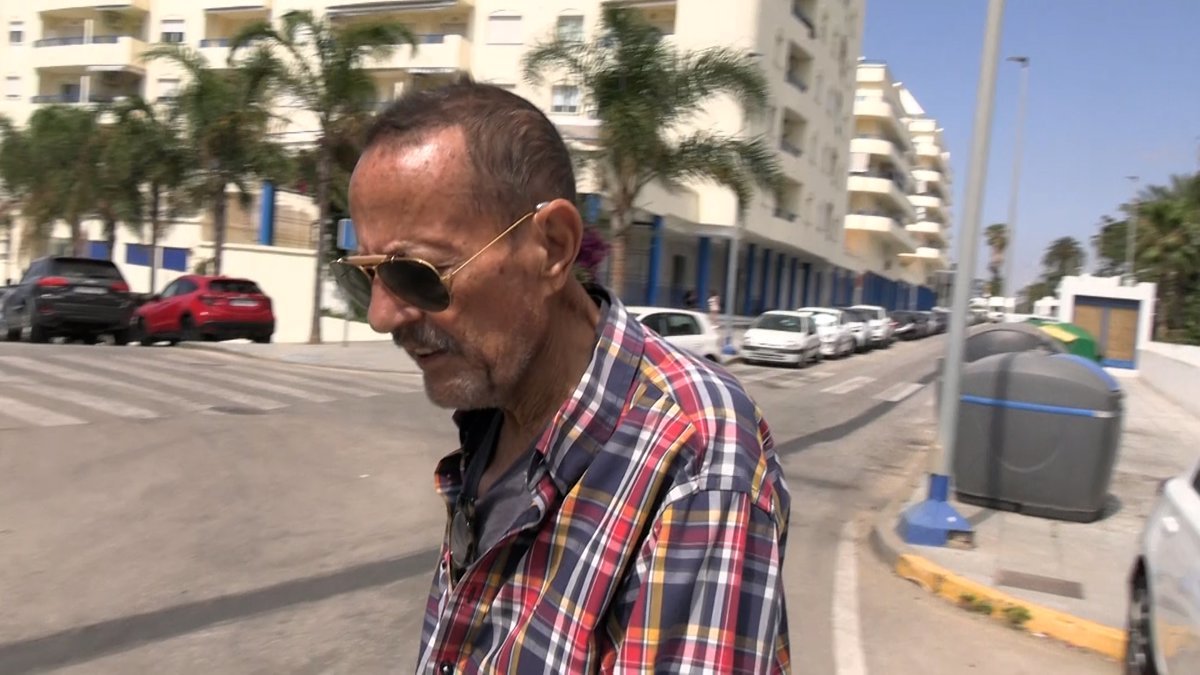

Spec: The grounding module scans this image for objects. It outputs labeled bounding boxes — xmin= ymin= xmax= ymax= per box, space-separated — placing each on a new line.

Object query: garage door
xmin=1073 ymin=295 xmax=1141 ymax=369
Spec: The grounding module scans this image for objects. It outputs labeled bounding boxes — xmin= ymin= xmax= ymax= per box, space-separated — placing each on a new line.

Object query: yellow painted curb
xmin=895 ymin=553 xmax=1125 ymax=661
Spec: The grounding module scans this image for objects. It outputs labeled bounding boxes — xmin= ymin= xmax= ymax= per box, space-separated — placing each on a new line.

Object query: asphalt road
xmin=0 ymin=337 xmax=1115 ymax=673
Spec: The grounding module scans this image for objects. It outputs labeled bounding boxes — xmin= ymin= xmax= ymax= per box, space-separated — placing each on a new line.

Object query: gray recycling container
xmin=952 ymin=351 xmax=1124 ymax=523
xmin=934 ymin=323 xmax=1069 ymax=411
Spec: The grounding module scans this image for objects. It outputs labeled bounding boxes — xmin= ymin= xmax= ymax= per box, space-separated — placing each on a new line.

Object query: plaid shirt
xmin=418 ymin=289 xmax=791 ymax=674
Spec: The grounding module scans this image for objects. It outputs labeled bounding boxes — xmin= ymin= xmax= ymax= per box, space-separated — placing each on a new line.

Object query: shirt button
xmin=439 ymin=662 xmax=453 ymax=675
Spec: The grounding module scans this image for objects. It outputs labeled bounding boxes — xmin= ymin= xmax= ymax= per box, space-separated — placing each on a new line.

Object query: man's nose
xmin=366 ymin=279 xmax=424 ymax=333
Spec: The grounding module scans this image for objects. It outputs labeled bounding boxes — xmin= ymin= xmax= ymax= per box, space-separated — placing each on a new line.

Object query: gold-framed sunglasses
xmin=330 ymin=202 xmax=549 ymax=313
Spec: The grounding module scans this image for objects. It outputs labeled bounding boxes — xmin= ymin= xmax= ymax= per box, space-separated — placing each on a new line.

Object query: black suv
xmin=1 ymin=256 xmax=136 ymax=344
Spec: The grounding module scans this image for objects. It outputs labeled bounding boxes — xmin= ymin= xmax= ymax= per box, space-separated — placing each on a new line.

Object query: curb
xmin=176 ymin=342 xmax=419 ymax=376
xmin=868 ymin=475 xmax=1125 ymax=661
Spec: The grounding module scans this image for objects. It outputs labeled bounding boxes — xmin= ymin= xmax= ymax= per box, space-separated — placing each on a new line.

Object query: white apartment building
xmin=1 ymin=0 xmax=866 ymax=323
xmin=842 ymin=60 xmax=950 ymax=310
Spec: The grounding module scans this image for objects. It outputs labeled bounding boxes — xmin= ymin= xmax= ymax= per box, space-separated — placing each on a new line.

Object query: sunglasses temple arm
xmin=445 ymin=210 xmax=537 ymax=280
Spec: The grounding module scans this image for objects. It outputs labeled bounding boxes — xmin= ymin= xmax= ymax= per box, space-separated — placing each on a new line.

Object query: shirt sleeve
xmin=605 ymin=489 xmax=790 ymax=674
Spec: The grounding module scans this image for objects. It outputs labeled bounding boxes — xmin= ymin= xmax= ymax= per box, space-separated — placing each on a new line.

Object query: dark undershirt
xmin=459 ymin=290 xmax=610 ymax=564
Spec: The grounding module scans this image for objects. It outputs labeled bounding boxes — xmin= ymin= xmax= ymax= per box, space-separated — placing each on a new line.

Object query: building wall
xmin=1 ymin=0 xmax=864 ymax=320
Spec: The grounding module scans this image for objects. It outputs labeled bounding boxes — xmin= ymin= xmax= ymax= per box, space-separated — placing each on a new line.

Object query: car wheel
xmin=136 ymin=319 xmax=156 ymax=346
xmin=4 ymin=326 xmax=17 ymax=341
xmin=252 ymin=334 xmax=272 ymax=344
xmin=180 ymin=315 xmax=199 ymax=342
xmin=28 ymin=322 xmax=49 ymax=344
xmin=1125 ymin=570 xmax=1157 ymax=674
xmin=111 ymin=329 xmax=130 ymax=347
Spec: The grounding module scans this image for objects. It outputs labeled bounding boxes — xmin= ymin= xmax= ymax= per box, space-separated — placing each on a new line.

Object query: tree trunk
xmin=608 ymin=207 xmax=627 ymax=300
xmin=212 ymin=184 xmax=227 ymax=277
xmin=71 ymin=220 xmax=86 ymax=257
xmin=104 ymin=215 xmax=117 ymax=261
xmin=309 ymin=138 xmax=332 ymax=344
xmin=148 ymin=184 xmax=161 ymax=293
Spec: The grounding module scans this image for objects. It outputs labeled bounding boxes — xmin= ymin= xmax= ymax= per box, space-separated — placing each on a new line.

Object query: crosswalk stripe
xmin=0 ymin=356 xmax=208 ymax=412
xmin=151 ymin=351 xmax=397 ymax=398
xmin=156 ymin=345 xmax=422 ymax=393
xmin=102 ymin=353 xmax=335 ymax=404
xmin=821 ymin=376 xmax=876 ymax=395
xmin=13 ymin=383 xmax=159 ymax=419
xmin=50 ymin=353 xmax=287 ymax=411
xmin=874 ymin=382 xmax=923 ymax=403
xmin=0 ymin=395 xmax=86 ymax=427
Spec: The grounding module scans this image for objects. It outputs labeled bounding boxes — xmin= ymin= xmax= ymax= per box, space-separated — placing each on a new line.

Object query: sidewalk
xmin=870 ymin=374 xmax=1200 ymax=660
xmin=182 ymin=339 xmax=422 ymax=374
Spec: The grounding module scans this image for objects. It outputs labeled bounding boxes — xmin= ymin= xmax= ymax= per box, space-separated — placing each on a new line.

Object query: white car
xmin=740 ymin=310 xmax=821 ymax=368
xmin=1126 ymin=456 xmax=1200 ymax=675
xmin=796 ymin=307 xmax=856 ymax=358
xmin=627 ymin=306 xmax=725 ymax=363
xmin=850 ymin=304 xmax=894 ymax=347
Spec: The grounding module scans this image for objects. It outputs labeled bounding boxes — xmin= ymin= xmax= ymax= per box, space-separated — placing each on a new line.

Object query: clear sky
xmin=863 ymin=0 xmax=1200 ymax=292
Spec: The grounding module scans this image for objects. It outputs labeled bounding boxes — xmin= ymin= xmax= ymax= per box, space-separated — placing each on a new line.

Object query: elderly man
xmin=333 ymin=78 xmax=791 ymax=674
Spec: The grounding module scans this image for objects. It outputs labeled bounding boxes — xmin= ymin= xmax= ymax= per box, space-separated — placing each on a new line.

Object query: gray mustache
xmin=393 ymin=324 xmax=458 ymax=354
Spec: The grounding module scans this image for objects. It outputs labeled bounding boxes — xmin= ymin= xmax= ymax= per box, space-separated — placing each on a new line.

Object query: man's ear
xmin=536 ymin=198 xmax=584 ymax=289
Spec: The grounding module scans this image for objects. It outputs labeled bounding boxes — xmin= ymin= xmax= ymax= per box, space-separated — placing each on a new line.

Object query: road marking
xmin=13 ymin=384 xmax=159 ymax=420
xmin=0 ymin=395 xmax=86 ymax=428
xmin=821 ymin=376 xmax=876 ymax=395
xmin=0 ymin=356 xmax=208 ymax=412
xmin=152 ymin=350 xmax=422 ymax=395
xmin=833 ymin=521 xmax=868 ymax=675
xmin=50 ymin=354 xmax=287 ymax=411
xmin=874 ymin=382 xmax=923 ymax=403
xmin=152 ymin=352 xmax=379 ymax=398
xmin=104 ymin=353 xmax=335 ymax=404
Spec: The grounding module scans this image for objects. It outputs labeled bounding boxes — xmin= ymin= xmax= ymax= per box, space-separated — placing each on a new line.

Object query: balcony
xmin=38 ymin=0 xmax=149 ymax=13
xmin=198 ymin=38 xmax=232 ymax=66
xmin=900 ymin=246 xmax=948 ymax=268
xmin=844 ymin=213 xmax=917 ymax=253
xmin=850 ymin=136 xmax=910 ymax=173
xmin=779 ymin=138 xmax=802 ymax=157
xmin=365 ymin=33 xmax=470 ymax=72
xmin=199 ymin=0 xmax=271 ymax=10
xmin=848 ymin=174 xmax=915 ymax=218
xmin=906 ymin=220 xmax=947 ymax=245
xmin=326 ymin=0 xmax=474 ymax=16
xmin=909 ymin=193 xmax=944 ymax=211
xmin=32 ymin=36 xmax=147 ymax=72
xmin=773 ymin=207 xmax=798 ymax=222
xmin=790 ymin=1 xmax=815 ymax=38
xmin=853 ymin=97 xmax=904 ymax=135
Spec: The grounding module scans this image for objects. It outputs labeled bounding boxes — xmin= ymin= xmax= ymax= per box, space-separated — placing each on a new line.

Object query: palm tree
xmin=1040 ymin=236 xmax=1085 ymax=289
xmin=229 ymin=9 xmax=417 ymax=344
xmin=1124 ymin=174 xmax=1200 ymax=339
xmin=522 ymin=5 xmax=784 ymax=297
xmin=142 ymin=44 xmax=285 ymax=277
xmin=107 ymin=97 xmax=195 ymax=293
xmin=984 ymin=223 xmax=1007 ymax=295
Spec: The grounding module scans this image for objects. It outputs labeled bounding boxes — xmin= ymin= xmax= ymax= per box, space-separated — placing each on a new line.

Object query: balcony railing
xmin=779 ymin=138 xmax=802 ymax=157
xmin=200 ymin=38 xmax=231 ymax=47
xmin=791 ymin=5 xmax=815 ymax=38
xmin=34 ymin=34 xmax=129 ymax=47
xmin=773 ymin=207 xmax=798 ymax=222
xmin=785 ymin=72 xmax=808 ymax=92
xmin=32 ymin=92 xmax=137 ymax=104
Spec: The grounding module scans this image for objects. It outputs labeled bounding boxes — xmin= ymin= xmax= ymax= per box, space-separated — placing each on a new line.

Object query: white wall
xmin=1139 ymin=341 xmax=1200 ymax=419
xmin=1057 ymin=274 xmax=1157 ymax=349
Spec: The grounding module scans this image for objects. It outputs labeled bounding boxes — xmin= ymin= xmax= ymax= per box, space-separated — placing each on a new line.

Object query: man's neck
xmin=497 ymin=283 xmax=602 ymax=463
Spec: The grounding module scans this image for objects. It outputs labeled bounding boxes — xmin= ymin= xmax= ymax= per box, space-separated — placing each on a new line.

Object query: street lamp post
xmin=900 ymin=0 xmax=1008 ymax=547
xmin=1125 ymin=175 xmax=1139 ymax=285
xmin=1002 ymin=56 xmax=1029 ymax=306
xmin=722 ymin=210 xmax=742 ymax=354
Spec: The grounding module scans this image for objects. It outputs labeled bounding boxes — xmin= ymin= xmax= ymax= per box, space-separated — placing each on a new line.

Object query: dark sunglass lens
xmin=377 ymin=260 xmax=451 ymax=312
xmin=330 ymin=262 xmax=373 ymax=310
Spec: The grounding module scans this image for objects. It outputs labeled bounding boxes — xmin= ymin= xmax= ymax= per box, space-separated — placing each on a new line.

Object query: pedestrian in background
xmin=332 ymin=77 xmax=791 ymax=674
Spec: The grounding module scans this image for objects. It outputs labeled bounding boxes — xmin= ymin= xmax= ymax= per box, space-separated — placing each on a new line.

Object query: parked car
xmin=1 ymin=256 xmax=134 ymax=344
xmin=837 ymin=307 xmax=872 ymax=352
xmin=850 ymin=304 xmax=894 ymax=347
xmin=740 ymin=310 xmax=821 ymax=367
xmin=1125 ymin=456 xmax=1200 ymax=675
xmin=796 ymin=307 xmax=856 ymax=358
xmin=890 ymin=310 xmax=920 ymax=340
xmin=133 ymin=275 xmax=275 ymax=345
xmin=626 ymin=306 xmax=724 ymax=363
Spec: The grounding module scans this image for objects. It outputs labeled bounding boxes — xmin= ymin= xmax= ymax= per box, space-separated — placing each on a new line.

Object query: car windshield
xmin=209 ymin=280 xmax=262 ymax=294
xmin=49 ymin=259 xmax=123 ymax=280
xmin=811 ymin=313 xmax=837 ymax=327
xmin=753 ymin=314 xmax=806 ymax=332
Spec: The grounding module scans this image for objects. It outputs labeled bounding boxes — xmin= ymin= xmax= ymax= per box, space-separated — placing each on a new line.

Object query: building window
xmin=486 ymin=13 xmax=522 ymax=45
xmin=162 ymin=247 xmax=189 ymax=272
xmin=8 ymin=21 xmax=23 ymax=45
xmin=556 ymin=14 xmax=584 ymax=42
xmin=157 ymin=78 xmax=180 ymax=99
xmin=4 ymin=76 xmax=19 ymax=100
xmin=551 ymin=85 xmax=580 ymax=114
xmin=160 ymin=19 xmax=185 ymax=44
xmin=126 ymin=243 xmax=151 ymax=267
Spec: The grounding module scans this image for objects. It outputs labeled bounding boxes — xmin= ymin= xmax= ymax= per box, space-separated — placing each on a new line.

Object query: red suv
xmin=134 ymin=275 xmax=275 ymax=345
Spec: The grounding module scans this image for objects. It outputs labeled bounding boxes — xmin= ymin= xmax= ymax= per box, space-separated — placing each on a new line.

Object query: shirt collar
xmin=449 ymin=285 xmax=644 ymax=496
